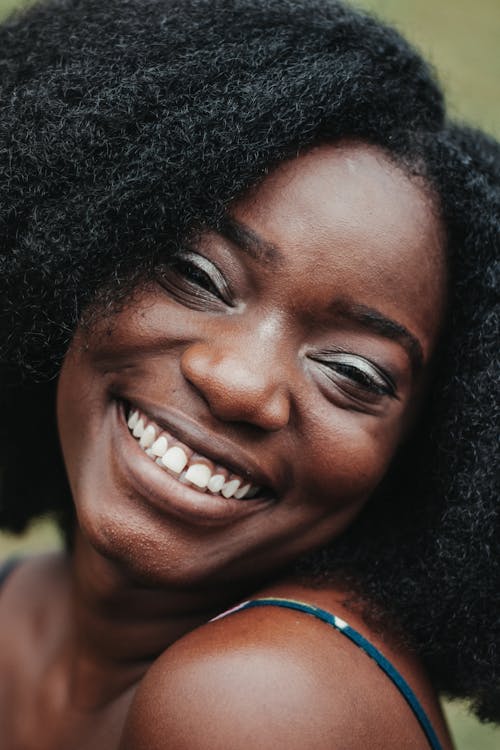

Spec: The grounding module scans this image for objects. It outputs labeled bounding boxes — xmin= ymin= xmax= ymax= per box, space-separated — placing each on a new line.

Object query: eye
xmin=172 ymin=257 xmax=221 ymax=296
xmin=311 ymin=350 xmax=397 ymax=401
xmin=156 ymin=251 xmax=233 ymax=307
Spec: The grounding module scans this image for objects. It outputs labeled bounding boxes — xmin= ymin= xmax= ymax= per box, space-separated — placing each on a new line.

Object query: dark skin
xmin=0 ymin=142 xmax=453 ymax=748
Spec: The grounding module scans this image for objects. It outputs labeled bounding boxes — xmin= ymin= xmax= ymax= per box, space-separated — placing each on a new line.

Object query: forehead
xmin=232 ymin=142 xmax=447 ymax=357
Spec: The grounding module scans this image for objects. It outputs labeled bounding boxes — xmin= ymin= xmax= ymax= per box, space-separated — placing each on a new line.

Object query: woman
xmin=0 ymin=1 xmax=498 ymax=748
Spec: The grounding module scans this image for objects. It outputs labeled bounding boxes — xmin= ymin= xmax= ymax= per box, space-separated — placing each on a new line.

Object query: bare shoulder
xmin=0 ymin=552 xmax=69 ymax=702
xmin=120 ymin=580 xmax=453 ymax=750
xmin=0 ymin=552 xmax=68 ymax=619
xmin=0 ymin=551 xmax=70 ymax=685
xmin=0 ymin=552 xmax=67 ymax=616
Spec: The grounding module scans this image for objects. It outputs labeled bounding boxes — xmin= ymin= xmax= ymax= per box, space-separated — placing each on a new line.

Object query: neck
xmin=60 ymin=531 xmax=268 ymax=707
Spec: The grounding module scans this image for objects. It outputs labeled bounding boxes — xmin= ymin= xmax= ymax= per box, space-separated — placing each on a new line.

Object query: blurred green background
xmin=0 ymin=0 xmax=498 ymax=747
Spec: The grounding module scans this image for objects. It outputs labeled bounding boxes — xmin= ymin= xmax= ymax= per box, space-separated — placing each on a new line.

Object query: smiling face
xmin=57 ymin=142 xmax=446 ymax=589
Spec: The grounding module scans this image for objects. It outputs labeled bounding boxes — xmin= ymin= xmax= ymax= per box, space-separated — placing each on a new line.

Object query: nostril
xmin=180 ymin=343 xmax=290 ymax=430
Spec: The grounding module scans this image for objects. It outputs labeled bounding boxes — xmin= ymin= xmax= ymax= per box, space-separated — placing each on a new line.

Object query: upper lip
xmin=120 ymin=395 xmax=280 ymax=494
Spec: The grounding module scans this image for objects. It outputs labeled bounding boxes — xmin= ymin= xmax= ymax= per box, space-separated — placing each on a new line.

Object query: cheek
xmin=302 ymin=410 xmax=402 ymax=508
xmin=56 ymin=347 xmax=108 ymax=491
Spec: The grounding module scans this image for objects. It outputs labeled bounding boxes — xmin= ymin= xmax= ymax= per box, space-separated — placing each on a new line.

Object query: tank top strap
xmin=211 ymin=596 xmax=443 ymax=750
xmin=0 ymin=556 xmax=22 ymax=591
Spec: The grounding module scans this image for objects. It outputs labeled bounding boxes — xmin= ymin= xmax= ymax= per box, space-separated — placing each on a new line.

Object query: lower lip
xmin=112 ymin=400 xmax=273 ymax=527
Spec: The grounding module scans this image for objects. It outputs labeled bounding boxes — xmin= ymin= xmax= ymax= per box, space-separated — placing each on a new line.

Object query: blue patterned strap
xmin=212 ymin=596 xmax=443 ymax=750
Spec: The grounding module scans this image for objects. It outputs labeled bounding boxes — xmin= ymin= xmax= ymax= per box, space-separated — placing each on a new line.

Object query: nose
xmin=180 ymin=338 xmax=291 ymax=431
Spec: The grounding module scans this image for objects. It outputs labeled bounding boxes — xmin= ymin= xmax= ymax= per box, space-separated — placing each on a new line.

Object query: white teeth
xmin=207 ymin=474 xmax=226 ymax=494
xmin=151 ymin=436 xmax=168 ymax=457
xmin=139 ymin=424 xmax=156 ymax=449
xmin=221 ymin=479 xmax=241 ymax=499
xmin=160 ymin=446 xmax=189 ymax=474
xmin=185 ymin=464 xmax=212 ymax=489
xmin=234 ymin=483 xmax=251 ymax=499
xmin=132 ymin=418 xmax=145 ymax=438
xmin=127 ymin=409 xmax=262 ymax=500
xmin=128 ymin=410 xmax=139 ymax=430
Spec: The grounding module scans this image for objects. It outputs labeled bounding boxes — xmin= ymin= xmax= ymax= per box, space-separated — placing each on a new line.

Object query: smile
xmin=127 ymin=408 xmax=261 ymax=501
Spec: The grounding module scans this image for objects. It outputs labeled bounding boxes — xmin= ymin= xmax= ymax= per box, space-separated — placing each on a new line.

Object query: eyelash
xmin=333 ymin=362 xmax=394 ymax=396
xmin=157 ymin=252 xmax=233 ymax=306
xmin=172 ymin=257 xmax=221 ymax=297
xmin=312 ymin=354 xmax=397 ymax=399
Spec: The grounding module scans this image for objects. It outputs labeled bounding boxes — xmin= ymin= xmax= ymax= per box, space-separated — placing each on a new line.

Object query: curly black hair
xmin=0 ymin=0 xmax=498 ymax=724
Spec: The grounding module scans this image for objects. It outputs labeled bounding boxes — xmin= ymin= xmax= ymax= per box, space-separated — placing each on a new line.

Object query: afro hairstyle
xmin=0 ymin=0 xmax=498 ymax=723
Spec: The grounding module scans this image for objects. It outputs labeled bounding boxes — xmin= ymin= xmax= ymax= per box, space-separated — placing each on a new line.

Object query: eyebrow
xmin=217 ymin=216 xmax=424 ymax=372
xmin=218 ymin=215 xmax=283 ymax=267
xmin=331 ymin=300 xmax=424 ymax=373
